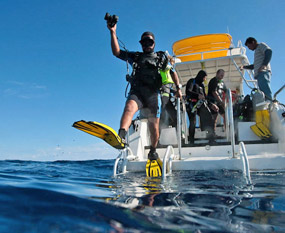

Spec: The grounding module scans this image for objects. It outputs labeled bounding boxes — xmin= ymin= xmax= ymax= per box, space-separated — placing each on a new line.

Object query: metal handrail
xmin=181 ymin=99 xmax=189 ymax=144
xmin=175 ymin=47 xmax=243 ymax=60
xmin=274 ymin=84 xmax=285 ymax=100
xmin=162 ymin=145 xmax=175 ymax=180
xmin=113 ymin=147 xmax=135 ymax=177
xmin=113 ymin=152 xmax=123 ymax=177
xmin=176 ymin=98 xmax=182 ymax=160
xmin=226 ymin=88 xmax=236 ymax=158
xmin=229 ymin=49 xmax=257 ymax=90
xmin=239 ymin=142 xmax=252 ymax=185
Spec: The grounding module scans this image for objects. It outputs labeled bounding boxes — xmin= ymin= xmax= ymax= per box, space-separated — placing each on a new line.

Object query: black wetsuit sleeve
xmin=116 ymin=50 xmax=136 ymax=64
xmin=186 ymin=79 xmax=199 ymax=100
xmin=207 ymin=78 xmax=216 ymax=97
xmin=263 ymin=48 xmax=272 ymax=66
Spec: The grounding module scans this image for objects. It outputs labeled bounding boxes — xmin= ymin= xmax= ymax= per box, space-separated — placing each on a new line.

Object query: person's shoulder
xmin=155 ymin=51 xmax=168 ymax=60
xmin=186 ymin=78 xmax=194 ymax=84
xmin=260 ymin=42 xmax=269 ymax=46
xmin=156 ymin=50 xmax=167 ymax=55
xmin=120 ymin=50 xmax=140 ymax=59
xmin=125 ymin=50 xmax=140 ymax=56
xmin=258 ymin=42 xmax=271 ymax=50
xmin=116 ymin=50 xmax=140 ymax=64
xmin=209 ymin=77 xmax=217 ymax=84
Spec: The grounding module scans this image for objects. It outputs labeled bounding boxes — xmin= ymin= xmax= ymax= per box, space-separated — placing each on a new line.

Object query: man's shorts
xmin=127 ymin=88 xmax=161 ymax=118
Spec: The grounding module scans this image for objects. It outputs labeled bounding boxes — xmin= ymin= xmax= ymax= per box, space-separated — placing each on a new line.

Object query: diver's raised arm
xmin=107 ymin=24 xmax=120 ymax=57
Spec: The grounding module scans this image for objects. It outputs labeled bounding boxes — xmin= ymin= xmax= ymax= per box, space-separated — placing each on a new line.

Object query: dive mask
xmin=140 ymin=38 xmax=154 ymax=47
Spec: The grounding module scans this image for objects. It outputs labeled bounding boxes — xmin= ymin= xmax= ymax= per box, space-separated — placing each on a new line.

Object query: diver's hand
xmin=211 ymin=104 xmax=219 ymax=112
xmin=175 ymin=89 xmax=183 ymax=99
xmin=107 ymin=23 xmax=117 ymax=33
xmin=258 ymin=65 xmax=266 ymax=72
xmin=198 ymin=94 xmax=205 ymax=100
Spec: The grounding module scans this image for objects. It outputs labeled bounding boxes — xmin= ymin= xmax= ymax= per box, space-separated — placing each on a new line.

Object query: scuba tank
xmin=251 ymin=89 xmax=266 ymax=111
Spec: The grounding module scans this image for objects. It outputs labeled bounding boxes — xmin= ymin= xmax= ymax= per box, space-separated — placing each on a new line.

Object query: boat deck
xmin=125 ymin=142 xmax=284 ymax=172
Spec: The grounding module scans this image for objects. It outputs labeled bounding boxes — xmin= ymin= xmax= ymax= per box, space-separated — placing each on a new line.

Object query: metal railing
xmin=175 ymin=47 xmax=244 ymax=61
xmin=273 ymin=84 xmax=285 ymax=100
xmin=229 ymin=49 xmax=257 ymax=90
xmin=176 ymin=98 xmax=182 ymax=160
xmin=239 ymin=142 xmax=252 ymax=185
xmin=162 ymin=145 xmax=175 ymax=180
xmin=113 ymin=147 xmax=135 ymax=177
xmin=226 ymin=88 xmax=236 ymax=158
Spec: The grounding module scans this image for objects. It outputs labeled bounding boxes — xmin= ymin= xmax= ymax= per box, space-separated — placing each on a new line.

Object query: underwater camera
xmin=104 ymin=13 xmax=119 ymax=27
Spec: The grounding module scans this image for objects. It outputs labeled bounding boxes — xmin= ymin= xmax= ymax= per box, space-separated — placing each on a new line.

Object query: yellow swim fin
xmin=262 ymin=110 xmax=270 ymax=128
xmin=251 ymin=123 xmax=272 ymax=139
xmin=255 ymin=110 xmax=271 ymax=128
xmin=256 ymin=122 xmax=272 ymax=137
xmin=72 ymin=120 xmax=125 ymax=149
xmin=146 ymin=158 xmax=163 ymax=177
xmin=250 ymin=124 xmax=266 ymax=138
xmin=255 ymin=110 xmax=263 ymax=124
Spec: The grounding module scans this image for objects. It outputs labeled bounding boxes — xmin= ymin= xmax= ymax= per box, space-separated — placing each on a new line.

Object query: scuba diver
xmin=106 ymin=18 xmax=182 ymax=176
xmin=185 ymin=70 xmax=217 ymax=144
xmin=159 ymin=55 xmax=177 ymax=131
xmin=207 ymin=69 xmax=227 ymax=132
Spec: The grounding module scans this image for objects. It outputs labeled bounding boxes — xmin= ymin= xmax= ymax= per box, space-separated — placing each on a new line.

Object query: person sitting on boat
xmin=185 ymin=70 xmax=216 ymax=144
xmin=159 ymin=54 xmax=178 ymax=131
xmin=207 ymin=69 xmax=227 ymax=133
xmin=240 ymin=37 xmax=273 ymax=100
xmin=107 ymin=23 xmax=182 ymax=160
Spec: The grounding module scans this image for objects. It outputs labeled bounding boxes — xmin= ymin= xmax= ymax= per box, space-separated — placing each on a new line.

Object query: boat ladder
xmin=239 ymin=141 xmax=252 ymax=185
xmin=162 ymin=145 xmax=175 ymax=180
xmin=113 ymin=147 xmax=136 ymax=177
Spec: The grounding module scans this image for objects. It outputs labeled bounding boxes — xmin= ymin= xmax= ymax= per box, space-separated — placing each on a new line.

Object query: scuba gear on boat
xmin=128 ymin=51 xmax=169 ymax=90
xmin=251 ymin=88 xmax=266 ymax=111
xmin=249 ymin=88 xmax=272 ymax=139
xmin=160 ymin=64 xmax=174 ymax=86
xmin=233 ymin=94 xmax=254 ymax=122
xmin=250 ymin=109 xmax=272 ymax=140
xmin=104 ymin=13 xmax=119 ymax=27
xmin=191 ymin=99 xmax=204 ymax=113
xmin=250 ymin=122 xmax=272 ymax=139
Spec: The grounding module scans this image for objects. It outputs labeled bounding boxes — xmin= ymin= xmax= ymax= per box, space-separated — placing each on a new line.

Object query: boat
xmin=113 ymin=33 xmax=285 ymax=183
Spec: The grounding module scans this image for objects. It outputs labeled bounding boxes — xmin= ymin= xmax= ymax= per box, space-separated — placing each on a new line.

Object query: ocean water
xmin=0 ymin=160 xmax=284 ymax=233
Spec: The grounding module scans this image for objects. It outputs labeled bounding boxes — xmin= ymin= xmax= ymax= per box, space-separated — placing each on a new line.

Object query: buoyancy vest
xmin=160 ymin=64 xmax=175 ymax=97
xmin=186 ymin=79 xmax=205 ymax=102
xmin=131 ymin=51 xmax=168 ymax=90
xmin=160 ymin=65 xmax=174 ymax=85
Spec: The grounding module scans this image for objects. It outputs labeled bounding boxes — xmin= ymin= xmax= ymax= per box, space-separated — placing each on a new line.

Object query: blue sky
xmin=1 ymin=0 xmax=284 ymax=161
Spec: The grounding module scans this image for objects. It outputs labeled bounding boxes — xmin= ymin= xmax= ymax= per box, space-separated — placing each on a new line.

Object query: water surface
xmin=0 ymin=160 xmax=284 ymax=232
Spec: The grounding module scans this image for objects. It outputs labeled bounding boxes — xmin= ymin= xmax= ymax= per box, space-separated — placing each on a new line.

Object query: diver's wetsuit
xmin=186 ymin=76 xmax=214 ymax=144
xmin=207 ymin=77 xmax=227 ymax=115
xmin=117 ymin=50 xmax=167 ymax=118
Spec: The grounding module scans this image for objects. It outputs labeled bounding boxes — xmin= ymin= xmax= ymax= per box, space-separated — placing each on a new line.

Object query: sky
xmin=1 ymin=0 xmax=284 ymax=161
